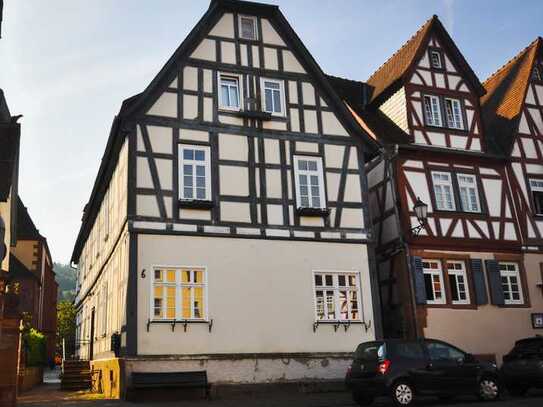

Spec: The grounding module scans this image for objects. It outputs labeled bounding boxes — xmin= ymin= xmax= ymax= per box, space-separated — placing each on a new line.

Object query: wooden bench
xmin=129 ymin=371 xmax=210 ymax=400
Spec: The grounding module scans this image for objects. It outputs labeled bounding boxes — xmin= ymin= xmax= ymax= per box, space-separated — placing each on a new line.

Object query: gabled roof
xmin=481 ymin=37 xmax=542 ymax=154
xmin=366 ymin=15 xmax=485 ymax=105
xmin=17 ymin=197 xmax=41 ymax=240
xmin=71 ymin=0 xmax=379 ymax=264
xmin=0 ymin=89 xmax=20 ymax=201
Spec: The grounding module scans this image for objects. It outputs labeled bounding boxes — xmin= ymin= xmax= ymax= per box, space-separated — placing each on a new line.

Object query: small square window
xmin=533 ymin=65 xmax=542 ymax=81
xmin=239 ymin=16 xmax=257 ymax=40
xmin=430 ymin=50 xmax=442 ymax=69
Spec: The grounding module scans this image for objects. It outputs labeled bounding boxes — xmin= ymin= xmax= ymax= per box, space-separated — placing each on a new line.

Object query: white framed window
xmin=430 ymin=50 xmax=442 ymax=69
xmin=151 ymin=266 xmax=207 ymax=321
xmin=422 ymin=260 xmax=446 ymax=304
xmin=218 ymin=73 xmax=242 ymax=110
xmin=445 ymin=98 xmax=464 ymax=129
xmin=457 ymin=173 xmax=480 ymax=213
xmin=446 ymin=261 xmax=470 ymax=305
xmin=261 ymin=78 xmax=285 ymax=116
xmin=313 ymin=271 xmax=361 ymax=321
xmin=179 ymin=144 xmax=211 ymax=201
xmin=423 ymin=95 xmax=442 ymax=127
xmin=529 ymin=179 xmax=543 ymax=215
xmin=432 ymin=171 xmax=455 ymax=211
xmin=293 ymin=155 xmax=326 ymax=209
xmin=499 ymin=262 xmax=524 ymax=305
xmin=239 ymin=15 xmax=257 ymax=40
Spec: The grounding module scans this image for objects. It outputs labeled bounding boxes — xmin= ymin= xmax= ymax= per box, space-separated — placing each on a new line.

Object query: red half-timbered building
xmin=333 ymin=16 xmax=542 ymax=363
xmin=481 ymin=36 xmax=543 ymax=346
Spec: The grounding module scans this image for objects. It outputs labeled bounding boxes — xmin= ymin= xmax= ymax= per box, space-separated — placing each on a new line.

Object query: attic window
xmin=239 ymin=16 xmax=257 ymax=40
xmin=430 ymin=50 xmax=443 ymax=69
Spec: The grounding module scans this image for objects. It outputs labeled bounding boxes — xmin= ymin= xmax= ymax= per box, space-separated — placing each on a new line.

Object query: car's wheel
xmin=507 ymin=385 xmax=528 ymax=397
xmin=391 ymin=380 xmax=415 ymax=406
xmin=352 ymin=391 xmax=374 ymax=406
xmin=479 ymin=376 xmax=500 ymax=401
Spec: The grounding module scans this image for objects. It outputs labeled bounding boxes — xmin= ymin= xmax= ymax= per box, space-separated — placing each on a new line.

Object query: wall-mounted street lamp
xmin=411 ymin=197 xmax=428 ymax=236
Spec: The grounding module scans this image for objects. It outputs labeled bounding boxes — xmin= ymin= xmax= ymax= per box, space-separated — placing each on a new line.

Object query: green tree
xmin=54 ymin=263 xmax=77 ymax=302
xmin=56 ymin=300 xmax=77 ymax=358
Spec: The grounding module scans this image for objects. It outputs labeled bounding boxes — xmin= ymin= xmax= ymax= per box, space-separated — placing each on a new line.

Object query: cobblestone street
xmin=17 ymin=384 xmax=543 ymax=407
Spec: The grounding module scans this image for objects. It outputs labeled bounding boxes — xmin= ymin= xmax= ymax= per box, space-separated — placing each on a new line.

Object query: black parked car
xmin=501 ymin=336 xmax=543 ymax=396
xmin=345 ymin=339 xmax=500 ymax=406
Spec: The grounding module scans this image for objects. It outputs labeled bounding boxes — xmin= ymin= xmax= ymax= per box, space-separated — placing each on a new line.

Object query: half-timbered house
xmin=334 ymin=15 xmax=536 ymax=363
xmin=481 ymin=37 xmax=543 ymax=341
xmin=71 ymin=0 xmax=380 ymax=395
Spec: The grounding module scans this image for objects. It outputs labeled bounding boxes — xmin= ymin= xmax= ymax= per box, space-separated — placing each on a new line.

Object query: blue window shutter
xmin=411 ymin=256 xmax=427 ymax=305
xmin=470 ymin=259 xmax=488 ymax=305
xmin=485 ymin=260 xmax=504 ymax=306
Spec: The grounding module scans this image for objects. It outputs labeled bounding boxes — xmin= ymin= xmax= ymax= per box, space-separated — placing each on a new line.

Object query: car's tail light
xmin=378 ymin=359 xmax=391 ymax=375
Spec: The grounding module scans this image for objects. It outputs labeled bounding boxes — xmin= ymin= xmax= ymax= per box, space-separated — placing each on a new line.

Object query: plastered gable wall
xmin=404 ymin=34 xmax=483 ymax=151
xmin=134 ymin=9 xmax=369 ymax=241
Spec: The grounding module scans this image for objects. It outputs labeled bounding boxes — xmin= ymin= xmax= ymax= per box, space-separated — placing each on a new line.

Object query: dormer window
xmin=239 ymin=15 xmax=257 ymax=40
xmin=430 ymin=50 xmax=443 ymax=69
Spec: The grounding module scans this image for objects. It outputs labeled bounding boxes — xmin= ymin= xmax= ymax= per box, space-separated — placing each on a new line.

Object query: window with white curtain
xmin=218 ymin=74 xmax=242 ymax=110
xmin=432 ymin=171 xmax=455 ymax=211
xmin=457 ymin=173 xmax=480 ymax=212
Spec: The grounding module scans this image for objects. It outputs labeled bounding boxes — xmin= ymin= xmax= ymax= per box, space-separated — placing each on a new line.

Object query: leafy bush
xmin=25 ymin=328 xmax=46 ymax=367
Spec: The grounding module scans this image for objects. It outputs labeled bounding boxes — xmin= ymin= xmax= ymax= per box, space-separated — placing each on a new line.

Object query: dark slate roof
xmin=17 ymin=197 xmax=41 ymax=240
xmin=0 ymin=89 xmax=20 ymax=201
xmin=366 ymin=15 xmax=485 ymax=106
xmin=71 ymin=0 xmax=379 ymax=263
xmin=326 ymin=75 xmax=407 ymax=148
xmin=8 ymin=254 xmax=40 ymax=283
xmin=481 ymin=37 xmax=542 ymax=155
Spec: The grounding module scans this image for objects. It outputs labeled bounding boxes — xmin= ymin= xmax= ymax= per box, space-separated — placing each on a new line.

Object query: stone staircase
xmin=60 ymin=360 xmax=92 ymax=391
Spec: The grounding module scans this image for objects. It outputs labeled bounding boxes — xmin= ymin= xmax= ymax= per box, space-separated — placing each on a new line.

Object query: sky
xmin=0 ymin=0 xmax=542 ymax=264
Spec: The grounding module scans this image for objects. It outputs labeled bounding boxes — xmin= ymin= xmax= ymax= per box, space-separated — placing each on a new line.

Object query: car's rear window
xmin=389 ymin=342 xmax=425 ymax=360
xmin=511 ymin=339 xmax=543 ymax=356
xmin=354 ymin=342 xmax=385 ymax=361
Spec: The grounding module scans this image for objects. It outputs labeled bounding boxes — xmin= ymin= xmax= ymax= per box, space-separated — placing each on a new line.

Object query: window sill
xmin=147 ymin=318 xmax=213 ymax=333
xmin=296 ymin=207 xmax=330 ymax=217
xmin=178 ymin=200 xmax=214 ymax=209
xmin=233 ymin=110 xmax=273 ymax=121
